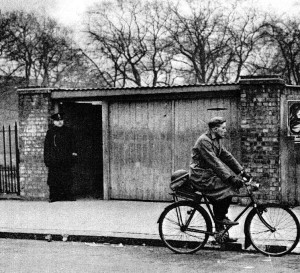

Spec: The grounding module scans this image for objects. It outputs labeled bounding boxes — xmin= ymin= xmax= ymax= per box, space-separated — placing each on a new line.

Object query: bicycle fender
xmin=244 ymin=208 xmax=256 ymax=249
xmin=157 ymin=207 xmax=169 ymax=223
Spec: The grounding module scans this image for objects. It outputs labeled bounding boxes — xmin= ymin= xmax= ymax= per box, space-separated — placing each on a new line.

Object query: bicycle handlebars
xmin=243 ymin=177 xmax=260 ymax=191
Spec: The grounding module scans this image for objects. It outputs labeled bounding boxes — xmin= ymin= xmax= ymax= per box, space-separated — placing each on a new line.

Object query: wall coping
xmin=239 ymin=75 xmax=285 ymax=85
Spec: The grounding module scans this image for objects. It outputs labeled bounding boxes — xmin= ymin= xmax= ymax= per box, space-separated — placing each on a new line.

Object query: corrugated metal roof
xmin=17 ymin=75 xmax=287 ymax=92
xmin=17 ymin=82 xmax=239 ymax=92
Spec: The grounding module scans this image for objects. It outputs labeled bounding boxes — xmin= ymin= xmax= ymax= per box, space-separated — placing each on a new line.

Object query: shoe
xmin=216 ymin=217 xmax=239 ymax=226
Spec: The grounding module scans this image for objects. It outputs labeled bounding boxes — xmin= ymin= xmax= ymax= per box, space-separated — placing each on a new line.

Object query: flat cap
xmin=51 ymin=112 xmax=64 ymax=121
xmin=208 ymin=116 xmax=226 ymax=128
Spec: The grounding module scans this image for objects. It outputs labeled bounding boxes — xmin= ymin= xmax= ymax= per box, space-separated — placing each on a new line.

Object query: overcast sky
xmin=1 ymin=0 xmax=300 ymax=27
xmin=0 ymin=0 xmax=98 ymax=25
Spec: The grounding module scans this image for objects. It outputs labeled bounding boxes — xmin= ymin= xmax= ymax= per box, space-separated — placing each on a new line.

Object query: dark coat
xmin=44 ymin=126 xmax=76 ymax=168
xmin=189 ymin=131 xmax=243 ymax=201
xmin=44 ymin=126 xmax=76 ymax=186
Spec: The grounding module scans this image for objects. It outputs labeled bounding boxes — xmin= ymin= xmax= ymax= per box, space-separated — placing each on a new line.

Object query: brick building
xmin=17 ymin=76 xmax=300 ymax=205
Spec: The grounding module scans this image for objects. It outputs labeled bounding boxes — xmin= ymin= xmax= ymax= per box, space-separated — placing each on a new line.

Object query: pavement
xmin=0 ymin=197 xmax=300 ymax=254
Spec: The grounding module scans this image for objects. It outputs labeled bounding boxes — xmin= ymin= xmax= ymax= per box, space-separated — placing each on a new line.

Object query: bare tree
xmin=83 ymin=0 xmax=296 ymax=86
xmin=0 ymin=11 xmax=19 ymax=89
xmin=260 ymin=17 xmax=300 ymax=85
xmin=34 ymin=18 xmax=84 ymax=87
xmin=164 ymin=0 xmax=236 ymax=84
xmin=0 ymin=11 xmax=10 ymax=58
xmin=84 ymin=0 xmax=176 ymax=87
xmin=0 ymin=11 xmax=95 ymax=88
xmin=0 ymin=11 xmax=39 ymax=86
xmin=227 ymin=7 xmax=267 ymax=82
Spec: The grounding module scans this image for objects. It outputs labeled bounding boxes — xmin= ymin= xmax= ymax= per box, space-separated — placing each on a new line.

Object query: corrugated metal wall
xmin=109 ymin=95 xmax=240 ymax=201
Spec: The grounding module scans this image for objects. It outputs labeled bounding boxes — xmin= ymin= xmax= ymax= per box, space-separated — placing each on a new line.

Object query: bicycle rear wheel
xmin=245 ymin=204 xmax=300 ymax=256
xmin=158 ymin=201 xmax=212 ymax=254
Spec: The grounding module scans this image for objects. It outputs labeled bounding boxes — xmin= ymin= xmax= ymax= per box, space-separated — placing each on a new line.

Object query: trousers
xmin=208 ymin=196 xmax=232 ymax=231
xmin=47 ymin=167 xmax=75 ymax=201
xmin=211 ymin=196 xmax=232 ymax=220
xmin=49 ymin=183 xmax=74 ymax=201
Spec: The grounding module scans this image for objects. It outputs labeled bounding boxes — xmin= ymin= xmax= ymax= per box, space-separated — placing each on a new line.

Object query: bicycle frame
xmin=159 ymin=177 xmax=300 ymax=256
xmin=171 ymin=178 xmax=274 ymax=236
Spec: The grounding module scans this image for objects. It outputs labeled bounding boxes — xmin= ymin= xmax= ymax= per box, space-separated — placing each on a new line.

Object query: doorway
xmin=63 ymin=101 xmax=103 ymax=199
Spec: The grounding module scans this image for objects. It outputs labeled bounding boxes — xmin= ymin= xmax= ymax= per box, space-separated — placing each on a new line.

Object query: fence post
xmin=15 ymin=122 xmax=20 ymax=195
xmin=2 ymin=125 xmax=7 ymax=193
xmin=9 ymin=125 xmax=13 ymax=192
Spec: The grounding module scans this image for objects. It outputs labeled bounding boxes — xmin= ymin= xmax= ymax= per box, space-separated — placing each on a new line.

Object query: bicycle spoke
xmin=164 ymin=216 xmax=181 ymax=227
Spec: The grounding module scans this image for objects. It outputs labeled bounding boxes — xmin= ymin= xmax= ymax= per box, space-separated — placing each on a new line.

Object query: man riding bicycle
xmin=189 ymin=117 xmax=249 ymax=241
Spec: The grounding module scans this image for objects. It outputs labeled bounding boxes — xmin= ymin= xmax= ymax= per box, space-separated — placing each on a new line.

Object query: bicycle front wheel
xmin=158 ymin=201 xmax=212 ymax=254
xmin=245 ymin=204 xmax=300 ymax=256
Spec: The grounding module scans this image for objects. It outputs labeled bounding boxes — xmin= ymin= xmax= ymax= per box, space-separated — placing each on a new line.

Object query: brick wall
xmin=18 ymin=89 xmax=51 ymax=199
xmin=239 ymin=77 xmax=285 ymax=203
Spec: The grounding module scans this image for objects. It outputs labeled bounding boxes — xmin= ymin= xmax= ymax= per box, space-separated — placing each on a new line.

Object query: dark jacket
xmin=189 ymin=131 xmax=243 ymax=200
xmin=44 ymin=126 xmax=76 ymax=169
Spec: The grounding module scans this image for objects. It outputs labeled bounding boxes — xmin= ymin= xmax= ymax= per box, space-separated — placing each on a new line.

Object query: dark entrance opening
xmin=63 ymin=102 xmax=103 ymax=199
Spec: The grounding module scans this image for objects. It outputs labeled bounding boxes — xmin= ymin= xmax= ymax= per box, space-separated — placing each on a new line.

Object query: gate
xmin=109 ymin=93 xmax=240 ymax=201
xmin=0 ymin=123 xmax=20 ymax=195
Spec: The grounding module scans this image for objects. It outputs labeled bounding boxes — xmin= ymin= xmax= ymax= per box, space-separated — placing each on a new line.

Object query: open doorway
xmin=62 ymin=101 xmax=103 ymax=199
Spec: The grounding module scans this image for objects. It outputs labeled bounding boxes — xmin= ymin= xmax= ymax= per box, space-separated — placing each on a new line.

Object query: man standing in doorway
xmin=44 ymin=112 xmax=78 ymax=202
xmin=190 ymin=117 xmax=249 ymax=241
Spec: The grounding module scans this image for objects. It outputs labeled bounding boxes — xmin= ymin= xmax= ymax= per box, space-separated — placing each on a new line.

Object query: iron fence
xmin=0 ymin=122 xmax=20 ymax=194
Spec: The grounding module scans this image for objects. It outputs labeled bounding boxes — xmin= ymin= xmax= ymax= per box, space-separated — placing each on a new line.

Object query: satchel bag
xmin=170 ymin=169 xmax=189 ymax=190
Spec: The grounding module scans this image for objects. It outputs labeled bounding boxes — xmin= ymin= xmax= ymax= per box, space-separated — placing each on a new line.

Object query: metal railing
xmin=0 ymin=122 xmax=20 ymax=195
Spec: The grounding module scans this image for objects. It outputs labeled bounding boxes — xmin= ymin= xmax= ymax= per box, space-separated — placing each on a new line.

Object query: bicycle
xmin=158 ymin=171 xmax=300 ymax=257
